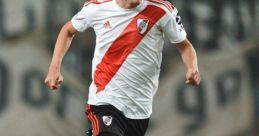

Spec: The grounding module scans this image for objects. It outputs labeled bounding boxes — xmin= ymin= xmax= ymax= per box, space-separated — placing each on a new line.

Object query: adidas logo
xmin=103 ymin=21 xmax=112 ymax=29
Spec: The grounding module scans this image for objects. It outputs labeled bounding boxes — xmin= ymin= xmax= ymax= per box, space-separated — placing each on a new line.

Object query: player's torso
xmin=87 ymin=0 xmax=170 ymax=119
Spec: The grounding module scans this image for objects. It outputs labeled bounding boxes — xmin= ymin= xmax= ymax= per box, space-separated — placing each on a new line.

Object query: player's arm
xmin=176 ymin=39 xmax=201 ymax=86
xmin=45 ymin=21 xmax=77 ymax=90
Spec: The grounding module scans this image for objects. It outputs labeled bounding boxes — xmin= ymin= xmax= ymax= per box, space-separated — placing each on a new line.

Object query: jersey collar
xmin=112 ymin=0 xmax=145 ymax=11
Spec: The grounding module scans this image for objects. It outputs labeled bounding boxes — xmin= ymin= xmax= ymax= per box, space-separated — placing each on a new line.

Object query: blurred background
xmin=0 ymin=0 xmax=258 ymax=135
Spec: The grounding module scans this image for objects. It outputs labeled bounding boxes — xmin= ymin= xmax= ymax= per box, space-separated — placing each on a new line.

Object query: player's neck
xmin=116 ymin=0 xmax=142 ymax=9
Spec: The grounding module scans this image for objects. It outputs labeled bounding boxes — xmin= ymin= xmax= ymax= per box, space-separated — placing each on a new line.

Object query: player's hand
xmin=44 ymin=69 xmax=64 ymax=90
xmin=185 ymin=69 xmax=201 ymax=86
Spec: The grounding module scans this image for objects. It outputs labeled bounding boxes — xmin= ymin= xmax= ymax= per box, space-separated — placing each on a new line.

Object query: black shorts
xmin=86 ymin=104 xmax=149 ymax=136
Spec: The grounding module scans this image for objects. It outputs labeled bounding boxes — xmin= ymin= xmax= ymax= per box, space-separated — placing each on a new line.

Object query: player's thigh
xmin=86 ymin=105 xmax=126 ymax=136
xmin=126 ymin=118 xmax=149 ymax=136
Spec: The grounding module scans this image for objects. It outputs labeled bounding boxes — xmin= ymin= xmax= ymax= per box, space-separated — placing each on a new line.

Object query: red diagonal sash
xmin=94 ymin=5 xmax=166 ymax=93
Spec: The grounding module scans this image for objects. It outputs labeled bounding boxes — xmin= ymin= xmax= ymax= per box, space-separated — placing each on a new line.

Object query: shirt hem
xmin=87 ymin=100 xmax=151 ymax=119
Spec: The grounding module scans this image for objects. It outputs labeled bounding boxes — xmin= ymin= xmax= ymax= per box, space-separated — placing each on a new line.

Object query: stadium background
xmin=0 ymin=0 xmax=258 ymax=135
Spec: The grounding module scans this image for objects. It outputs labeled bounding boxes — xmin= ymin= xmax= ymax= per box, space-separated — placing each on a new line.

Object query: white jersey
xmin=71 ymin=0 xmax=186 ymax=119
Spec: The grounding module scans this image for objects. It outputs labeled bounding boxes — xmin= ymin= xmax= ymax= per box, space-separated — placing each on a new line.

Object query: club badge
xmin=102 ymin=116 xmax=112 ymax=126
xmin=137 ymin=19 xmax=149 ymax=34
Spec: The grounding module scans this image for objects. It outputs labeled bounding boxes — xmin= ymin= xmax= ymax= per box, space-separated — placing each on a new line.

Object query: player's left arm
xmin=160 ymin=6 xmax=201 ymax=86
xmin=176 ymin=39 xmax=201 ymax=86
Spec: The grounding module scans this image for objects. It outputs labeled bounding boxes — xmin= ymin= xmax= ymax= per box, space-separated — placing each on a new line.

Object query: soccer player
xmin=45 ymin=0 xmax=201 ymax=135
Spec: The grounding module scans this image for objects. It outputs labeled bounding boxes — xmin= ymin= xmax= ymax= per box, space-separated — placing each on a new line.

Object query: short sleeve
xmin=162 ymin=8 xmax=187 ymax=44
xmin=71 ymin=4 xmax=94 ymax=32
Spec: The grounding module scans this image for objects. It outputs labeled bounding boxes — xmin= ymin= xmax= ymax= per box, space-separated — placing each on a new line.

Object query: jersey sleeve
xmin=71 ymin=4 xmax=94 ymax=32
xmin=162 ymin=8 xmax=187 ymax=44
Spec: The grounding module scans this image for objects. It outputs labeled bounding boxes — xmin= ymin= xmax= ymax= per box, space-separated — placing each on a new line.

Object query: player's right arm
xmin=45 ymin=21 xmax=77 ymax=90
xmin=45 ymin=3 xmax=94 ymax=90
